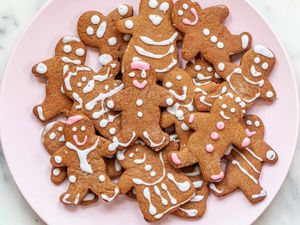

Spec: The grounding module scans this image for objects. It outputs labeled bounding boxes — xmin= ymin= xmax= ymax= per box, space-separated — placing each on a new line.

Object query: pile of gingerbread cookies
xmin=32 ymin=0 xmax=279 ymax=222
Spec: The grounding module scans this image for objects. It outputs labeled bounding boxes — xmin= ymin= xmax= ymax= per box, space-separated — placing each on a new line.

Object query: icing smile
xmin=182 ymin=8 xmax=199 ymax=25
xmin=250 ymin=65 xmax=262 ymax=77
xmin=220 ymin=111 xmax=230 ymax=120
xmin=169 ymin=86 xmax=188 ymax=101
xmin=132 ymin=80 xmax=148 ymax=89
xmin=73 ymin=135 xmax=87 ymax=146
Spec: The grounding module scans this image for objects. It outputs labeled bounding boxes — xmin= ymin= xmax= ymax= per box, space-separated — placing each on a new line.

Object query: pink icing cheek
xmin=188 ymin=114 xmax=195 ymax=124
xmin=205 ymin=144 xmax=214 ymax=153
xmin=171 ymin=153 xmax=182 ymax=165
xmin=216 ymin=121 xmax=225 ymax=130
xmin=211 ymin=132 xmax=219 ymax=140
xmin=242 ymin=137 xmax=251 ymax=147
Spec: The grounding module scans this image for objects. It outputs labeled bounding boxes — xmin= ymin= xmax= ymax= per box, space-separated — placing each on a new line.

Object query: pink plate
xmin=0 ymin=0 xmax=299 ymax=224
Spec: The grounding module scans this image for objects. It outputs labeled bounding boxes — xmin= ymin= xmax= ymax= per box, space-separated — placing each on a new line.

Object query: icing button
xmin=211 ymin=132 xmax=219 ymax=140
xmin=216 ymin=121 xmax=225 ymax=130
xmin=205 ymin=144 xmax=214 ymax=153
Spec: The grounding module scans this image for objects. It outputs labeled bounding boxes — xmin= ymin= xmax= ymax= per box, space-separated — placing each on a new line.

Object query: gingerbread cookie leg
xmin=209 ymin=173 xmax=238 ymax=197
xmin=229 ymin=32 xmax=252 ymax=55
xmin=170 ymin=147 xmax=197 ymax=168
xmin=239 ymin=179 xmax=266 ymax=203
xmin=51 ymin=167 xmax=68 ymax=185
xmin=60 ymin=180 xmax=88 ymax=206
xmin=141 ymin=127 xmax=170 ymax=151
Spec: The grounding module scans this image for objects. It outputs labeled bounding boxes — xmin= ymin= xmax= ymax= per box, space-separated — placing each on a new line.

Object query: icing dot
xmin=86 ymin=26 xmax=94 ymax=36
xmin=76 ymin=48 xmax=85 ymax=56
xmin=107 ymin=100 xmax=115 ymax=109
xmin=58 ymin=126 xmax=63 ymax=132
xmin=175 ymin=110 xmax=184 ymax=120
xmin=72 ymin=127 xmax=77 ymax=132
xmin=99 ymin=54 xmax=113 ymax=65
xmin=81 ymin=77 xmax=87 ymax=82
xmin=216 ymin=121 xmax=225 ymax=130
xmin=210 ymin=36 xmax=217 ymax=43
xmin=206 ymin=144 xmax=214 ymax=153
xmin=176 ymin=75 xmax=182 ymax=81
xmin=221 ymin=104 xmax=227 ymax=109
xmin=240 ymin=102 xmax=246 ymax=108
xmin=55 ymin=156 xmax=62 ymax=164
xmin=36 ymin=63 xmax=48 ymax=74
xmin=149 ymin=0 xmax=158 ymax=8
xmin=63 ymin=45 xmax=72 ymax=53
xmin=81 ymin=126 xmax=86 ymax=131
xmin=181 ymin=123 xmax=190 ymax=131
xmin=194 ymin=65 xmax=201 ymax=71
xmin=150 ymin=171 xmax=156 ymax=177
xmin=246 ymin=120 xmax=252 ymax=126
xmin=137 ymin=112 xmax=143 ymax=118
xmin=203 ymin=28 xmax=210 ymax=36
xmin=227 ymin=92 xmax=234 ymax=98
xmin=99 ymin=119 xmax=108 ymax=128
xmin=118 ymin=5 xmax=129 ymax=16
xmin=136 ymin=99 xmax=143 ymax=106
xmin=218 ymin=63 xmax=225 ymax=71
xmin=49 ymin=132 xmax=56 ymax=140
xmin=123 ymin=34 xmax=131 ymax=41
xmin=207 ymin=67 xmax=213 ymax=72
xmin=166 ymin=82 xmax=172 ymax=88
xmin=254 ymin=121 xmax=260 ymax=127
xmin=69 ymin=175 xmax=77 ymax=183
xmin=266 ymin=150 xmax=276 ymax=160
xmin=129 ymin=153 xmax=134 ymax=158
xmin=211 ymin=132 xmax=219 ymax=140
xmin=166 ymin=98 xmax=173 ymax=105
xmin=218 ymin=96 xmax=223 ymax=100
xmin=215 ymin=73 xmax=221 ymax=78
xmin=254 ymin=57 xmax=261 ymax=64
xmin=108 ymin=37 xmax=117 ymax=46
xmin=262 ymin=62 xmax=269 ymax=70
xmin=217 ymin=42 xmax=224 ymax=49
xmin=230 ymin=108 xmax=236 ymax=113
xmin=98 ymin=175 xmax=106 ymax=182
xmin=145 ymin=165 xmax=152 ymax=171
xmin=160 ymin=2 xmax=170 ymax=12
xmin=91 ymin=15 xmax=100 ymax=24
xmin=235 ymin=97 xmax=241 ymax=103
xmin=77 ymin=82 xmax=82 ymax=87
xmin=183 ymin=3 xmax=189 ymax=10
xmin=178 ymin=10 xmax=183 ymax=16
xmin=129 ymin=72 xmax=135 ymax=78
xmin=125 ymin=20 xmax=134 ymax=29
xmin=104 ymin=85 xmax=109 ymax=91
xmin=52 ymin=168 xmax=60 ymax=176
xmin=109 ymin=128 xmax=116 ymax=135
xmin=266 ymin=91 xmax=274 ymax=98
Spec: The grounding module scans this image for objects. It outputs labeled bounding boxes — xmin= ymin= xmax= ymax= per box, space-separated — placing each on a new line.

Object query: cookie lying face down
xmin=169 ymin=93 xmax=251 ymax=182
xmin=210 ymin=115 xmax=278 ymax=203
xmin=50 ymin=114 xmax=119 ymax=206
xmin=77 ymin=5 xmax=133 ymax=65
xmin=194 ymin=45 xmax=277 ymax=112
xmin=172 ymin=0 xmax=252 ymax=70
xmin=117 ymin=0 xmax=180 ymax=80
xmin=116 ymin=141 xmax=195 ymax=222
xmin=32 ymin=36 xmax=87 ymax=122
xmin=107 ymin=60 xmax=176 ymax=151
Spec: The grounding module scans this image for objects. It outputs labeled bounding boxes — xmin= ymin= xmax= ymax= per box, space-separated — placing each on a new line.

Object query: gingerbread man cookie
xmin=171 ymin=0 xmax=252 ymax=69
xmin=32 ymin=36 xmax=87 ymax=122
xmin=50 ymin=114 xmax=119 ymax=206
xmin=62 ymin=61 xmax=123 ymax=140
xmin=77 ymin=5 xmax=133 ymax=65
xmin=210 ymin=115 xmax=278 ymax=203
xmin=170 ymin=93 xmax=251 ymax=182
xmin=195 ymin=45 xmax=277 ymax=111
xmin=108 ymin=61 xmax=176 ymax=151
xmin=116 ymin=142 xmax=195 ymax=222
xmin=117 ymin=0 xmax=180 ymax=80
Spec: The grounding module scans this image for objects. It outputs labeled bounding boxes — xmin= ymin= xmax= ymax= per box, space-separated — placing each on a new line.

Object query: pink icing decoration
xmin=211 ymin=132 xmax=219 ymax=140
xmin=66 ymin=115 xmax=83 ymax=125
xmin=131 ymin=61 xmax=150 ymax=71
xmin=132 ymin=80 xmax=148 ymax=89
xmin=216 ymin=121 xmax=225 ymax=130
xmin=188 ymin=114 xmax=195 ymax=124
xmin=171 ymin=153 xmax=182 ymax=165
xmin=182 ymin=8 xmax=199 ymax=26
xmin=73 ymin=135 xmax=87 ymax=146
xmin=211 ymin=171 xmax=224 ymax=181
xmin=205 ymin=144 xmax=214 ymax=153
xmin=242 ymin=137 xmax=251 ymax=147
xmin=245 ymin=128 xmax=256 ymax=137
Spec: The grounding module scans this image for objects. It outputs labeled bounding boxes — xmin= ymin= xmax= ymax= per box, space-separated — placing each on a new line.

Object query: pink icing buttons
xmin=211 ymin=132 xmax=219 ymax=140
xmin=188 ymin=114 xmax=195 ymax=124
xmin=205 ymin=144 xmax=214 ymax=153
xmin=216 ymin=121 xmax=225 ymax=130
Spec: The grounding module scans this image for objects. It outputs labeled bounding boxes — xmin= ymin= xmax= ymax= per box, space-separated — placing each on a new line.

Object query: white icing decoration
xmin=154 ymin=186 xmax=168 ymax=205
xmin=63 ymin=45 xmax=72 ymax=53
xmin=254 ymin=57 xmax=260 ymax=64
xmin=69 ymin=175 xmax=77 ymax=183
xmin=145 ymin=164 xmax=152 ymax=171
xmin=261 ymin=62 xmax=269 ymax=70
xmin=136 ymin=99 xmax=143 ymax=106
xmin=118 ymin=5 xmax=129 ymax=16
xmin=190 ymin=194 xmax=204 ymax=202
xmin=220 ymin=111 xmax=230 ymax=120
xmin=36 ymin=63 xmax=48 ymax=74
xmin=245 ymin=147 xmax=263 ymax=161
xmin=193 ymin=180 xmax=203 ymax=189
xmin=194 ymin=65 xmax=201 ymax=71
xmin=143 ymin=131 xmax=165 ymax=148
xmin=254 ymin=120 xmax=260 ymax=127
xmin=76 ymin=48 xmax=85 ymax=57
xmin=81 ymin=126 xmax=86 ymax=131
xmin=178 ymin=10 xmax=183 ymax=16
xmin=155 ymin=58 xmax=177 ymax=73
xmin=137 ymin=111 xmax=143 ymax=118
xmin=176 ymin=75 xmax=182 ymax=81
xmin=143 ymin=187 xmax=157 ymax=215
xmin=49 ymin=132 xmax=56 ymax=140
xmin=72 ymin=92 xmax=83 ymax=109
xmin=246 ymin=120 xmax=252 ymax=125
xmin=108 ymin=37 xmax=117 ymax=46
xmin=96 ymin=22 xmax=107 ymax=38
xmin=169 ymin=86 xmax=187 ymax=101
xmin=183 ymin=3 xmax=189 ymax=10
xmin=252 ymin=189 xmax=267 ymax=199
xmin=148 ymin=14 xmax=163 ymax=25
xmin=98 ymin=175 xmax=106 ymax=182
xmin=185 ymin=166 xmax=201 ymax=177
xmin=209 ymin=183 xmax=223 ymax=194
xmin=72 ymin=127 xmax=77 ymax=132
xmin=101 ymin=187 xmax=119 ymax=202
xmin=232 ymin=149 xmax=260 ymax=173
xmin=150 ymin=171 xmax=156 ymax=177
xmin=55 ymin=156 xmax=62 ymax=164
xmin=203 ymin=28 xmax=210 ymax=36
xmin=210 ymin=36 xmax=217 ymax=43
xmin=108 ymin=132 xmax=136 ymax=151
xmin=218 ymin=63 xmax=225 ymax=71
xmin=242 ymin=34 xmax=249 ymax=49
xmin=140 ymin=32 xmax=178 ymax=46
xmin=266 ymin=91 xmax=274 ymax=99
xmin=83 ymin=193 xmax=96 ymax=201
xmin=99 ymin=54 xmax=113 ymax=65
xmin=59 ymin=135 xmax=65 ymax=143
xmin=266 ymin=150 xmax=276 ymax=160
xmin=232 ymin=160 xmax=258 ymax=184
xmin=135 ymin=45 xmax=175 ymax=59
xmin=109 ymin=128 xmax=116 ymax=135
xmin=217 ymin=42 xmax=224 ymax=49
xmin=37 ymin=106 xmax=45 ymax=121
xmin=254 ymin=45 xmax=275 ymax=58
xmin=181 ymin=123 xmax=190 ymax=131
xmin=91 ymin=15 xmax=100 ymax=24
xmin=114 ymin=159 xmax=122 ymax=172
xmin=52 ymin=168 xmax=60 ymax=176
xmin=86 ymin=26 xmax=94 ymax=36
xmin=125 ymin=20 xmax=134 ymax=29
xmin=62 ymin=36 xmax=80 ymax=43
xmin=148 ymin=0 xmax=158 ymax=9
xmin=77 ymin=82 xmax=82 ymax=88
xmin=159 ymin=2 xmax=169 ymax=12
xmin=178 ymin=208 xmax=198 ymax=217
xmin=251 ymin=65 xmax=262 ymax=77
xmin=61 ymin=57 xmax=81 ymax=65
xmin=167 ymin=173 xmax=191 ymax=192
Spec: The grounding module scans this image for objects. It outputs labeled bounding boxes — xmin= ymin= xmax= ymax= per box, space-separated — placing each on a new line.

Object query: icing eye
xmin=63 ymin=45 xmax=72 ymax=53
xmin=246 ymin=120 xmax=252 ymax=125
xmin=194 ymin=65 xmax=201 ymax=71
xmin=141 ymin=70 xmax=147 ymax=78
xmin=165 ymin=82 xmax=172 ymax=88
xmin=75 ymin=48 xmax=85 ymax=56
xmin=261 ymin=62 xmax=269 ymax=70
xmin=148 ymin=0 xmax=158 ymax=8
xmin=221 ymin=104 xmax=227 ymax=109
xmin=159 ymin=2 xmax=170 ymax=12
xmin=254 ymin=121 xmax=260 ymax=127
xmin=235 ymin=97 xmax=241 ymax=103
xmin=129 ymin=72 xmax=136 ymax=77
xmin=81 ymin=76 xmax=87 ymax=82
xmin=81 ymin=126 xmax=86 ymax=131
xmin=178 ymin=10 xmax=183 ymax=16
xmin=77 ymin=82 xmax=82 ymax=88
xmin=86 ymin=26 xmax=94 ymax=36
xmin=230 ymin=108 xmax=236 ymax=113
xmin=207 ymin=67 xmax=213 ymax=72
xmin=72 ymin=127 xmax=77 ymax=132
xmin=182 ymin=3 xmax=189 ymax=10
xmin=91 ymin=15 xmax=100 ymax=25
xmin=254 ymin=57 xmax=261 ymax=64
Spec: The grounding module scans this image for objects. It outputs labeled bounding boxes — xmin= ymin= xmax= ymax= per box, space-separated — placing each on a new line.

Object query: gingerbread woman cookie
xmin=195 ymin=45 xmax=277 ymax=111
xmin=210 ymin=115 xmax=278 ymax=203
xmin=171 ymin=0 xmax=252 ymax=70
xmin=32 ymin=36 xmax=87 ymax=122
xmin=116 ymin=142 xmax=195 ymax=222
xmin=62 ymin=61 xmax=124 ymax=140
xmin=107 ymin=61 xmax=176 ymax=151
xmin=170 ymin=93 xmax=251 ymax=182
xmin=77 ymin=5 xmax=133 ymax=65
xmin=50 ymin=114 xmax=119 ymax=206
xmin=117 ymin=0 xmax=180 ymax=80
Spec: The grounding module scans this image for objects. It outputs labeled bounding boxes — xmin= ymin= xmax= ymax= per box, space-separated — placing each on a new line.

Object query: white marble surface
xmin=0 ymin=0 xmax=299 ymax=224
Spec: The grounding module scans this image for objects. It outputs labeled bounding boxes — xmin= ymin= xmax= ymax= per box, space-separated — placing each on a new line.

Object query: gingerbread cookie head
xmin=42 ymin=121 xmax=65 ymax=155
xmin=77 ymin=5 xmax=133 ymax=65
xmin=123 ymin=61 xmax=156 ymax=89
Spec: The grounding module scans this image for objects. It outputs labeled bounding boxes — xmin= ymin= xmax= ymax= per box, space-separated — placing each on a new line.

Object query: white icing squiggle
xmin=232 ymin=160 xmax=258 ymax=184
xmin=167 ymin=173 xmax=191 ymax=192
xmin=143 ymin=131 xmax=165 ymax=148
xmin=140 ymin=32 xmax=178 ymax=46
xmin=135 ymin=45 xmax=175 ymax=59
xmin=72 ymin=92 xmax=83 ymax=109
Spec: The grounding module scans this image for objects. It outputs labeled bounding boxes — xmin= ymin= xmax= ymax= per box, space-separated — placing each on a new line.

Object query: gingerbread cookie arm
xmin=97 ymin=137 xmax=116 ymax=157
xmin=228 ymin=32 xmax=252 ymax=55
xmin=184 ymin=112 xmax=209 ymax=131
xmin=155 ymin=85 xmax=176 ymax=107
xmin=160 ymin=111 xmax=176 ymax=129
xmin=96 ymin=61 xmax=121 ymax=80
xmin=107 ymin=5 xmax=134 ymax=21
xmin=169 ymin=147 xmax=198 ymax=169
xmin=107 ymin=89 xmax=127 ymax=112
xmin=181 ymin=36 xmax=200 ymax=62
xmin=259 ymin=80 xmax=277 ymax=103
xmin=231 ymin=123 xmax=251 ymax=149
xmin=50 ymin=146 xmax=70 ymax=168
xmin=117 ymin=169 xmax=134 ymax=194
xmin=32 ymin=57 xmax=57 ymax=79
xmin=253 ymin=139 xmax=278 ymax=164
xmin=116 ymin=17 xmax=137 ymax=34
xmin=203 ymin=5 xmax=229 ymax=22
